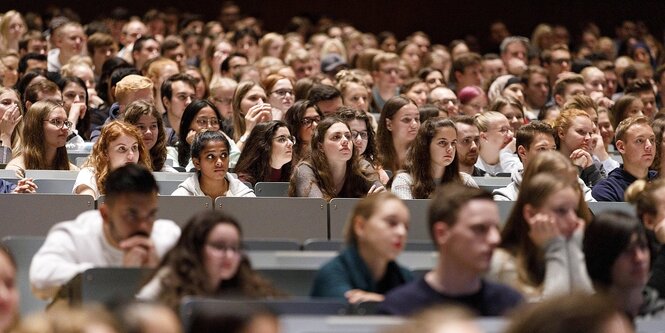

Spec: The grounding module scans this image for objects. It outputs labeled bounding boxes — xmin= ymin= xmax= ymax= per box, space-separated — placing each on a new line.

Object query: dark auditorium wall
xmin=4 ymin=0 xmax=664 ymax=49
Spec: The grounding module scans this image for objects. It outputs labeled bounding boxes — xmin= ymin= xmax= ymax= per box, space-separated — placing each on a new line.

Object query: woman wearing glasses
xmin=178 ymin=100 xmax=240 ymax=170
xmin=138 ymin=210 xmax=279 ymax=309
xmin=73 ymin=121 xmax=151 ymax=199
xmin=172 ymin=131 xmax=254 ymax=198
xmin=391 ymin=118 xmax=477 ymax=199
xmin=289 ymin=117 xmax=383 ymax=201
xmin=234 ymin=120 xmax=293 ymax=187
xmin=337 ymin=107 xmax=389 ymax=184
xmin=262 ymin=74 xmax=294 ymax=121
xmin=284 ymin=100 xmax=324 ymax=164
xmin=6 ymin=100 xmax=78 ymax=177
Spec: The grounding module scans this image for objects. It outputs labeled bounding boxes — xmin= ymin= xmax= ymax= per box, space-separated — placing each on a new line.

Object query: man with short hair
xmin=379 ymin=183 xmax=522 ymax=315
xmin=541 ymin=44 xmax=572 ymax=87
xmin=87 ymin=32 xmax=118 ymax=78
xmin=592 ymin=116 xmax=657 ymax=201
xmin=23 ymin=79 xmax=62 ymax=110
xmin=624 ymin=79 xmax=657 ymax=119
xmin=47 ymin=22 xmax=86 ymax=73
xmin=452 ymin=116 xmax=484 ymax=176
xmin=481 ymin=53 xmax=506 ymax=82
xmin=132 ymin=36 xmax=161 ymax=71
xmin=553 ymin=74 xmax=586 ymax=108
xmin=449 ymin=52 xmax=483 ymax=94
xmin=430 ymin=87 xmax=459 ymax=116
xmin=370 ymin=52 xmax=400 ymax=112
xmin=580 ymin=66 xmax=614 ymax=109
xmin=161 ymin=73 xmax=197 ymax=144
xmin=499 ymin=36 xmax=529 ymax=75
xmin=221 ymin=52 xmax=249 ymax=82
xmin=521 ymin=65 xmax=550 ymax=119
xmin=30 ymin=164 xmax=180 ymax=300
xmin=307 ymin=84 xmax=343 ymax=116
xmin=18 ymin=30 xmax=47 ymax=56
xmin=18 ymin=53 xmax=47 ymax=78
xmin=91 ymin=74 xmax=154 ymax=141
xmin=117 ymin=19 xmax=148 ymax=63
xmin=161 ymin=35 xmax=187 ymax=70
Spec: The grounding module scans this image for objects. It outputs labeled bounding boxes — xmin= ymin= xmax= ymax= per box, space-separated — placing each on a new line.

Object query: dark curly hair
xmin=150 ymin=210 xmax=281 ymax=310
xmin=234 ymin=120 xmax=292 ymax=186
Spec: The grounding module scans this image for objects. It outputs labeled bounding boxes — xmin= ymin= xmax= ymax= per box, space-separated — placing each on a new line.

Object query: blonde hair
xmin=114 ymin=74 xmax=153 ymax=103
xmin=474 ymin=111 xmax=506 ymax=132
xmin=343 ymin=192 xmax=404 ymax=245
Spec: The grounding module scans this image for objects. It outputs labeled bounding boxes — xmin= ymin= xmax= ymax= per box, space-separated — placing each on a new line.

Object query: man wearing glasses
xmin=29 ymin=164 xmax=180 ymax=301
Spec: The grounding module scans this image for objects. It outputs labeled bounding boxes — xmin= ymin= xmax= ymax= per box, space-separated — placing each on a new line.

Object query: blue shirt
xmin=591 ymin=166 xmax=658 ymax=202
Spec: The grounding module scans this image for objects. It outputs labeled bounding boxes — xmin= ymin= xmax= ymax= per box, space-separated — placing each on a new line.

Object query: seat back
xmin=0 ymin=194 xmax=94 ymax=237
xmin=1 ymin=236 xmax=48 ymax=315
xmin=254 ymin=182 xmax=290 ymax=197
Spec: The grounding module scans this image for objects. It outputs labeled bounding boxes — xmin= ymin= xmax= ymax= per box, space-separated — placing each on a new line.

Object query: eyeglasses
xmin=272 ymin=89 xmax=294 ymax=97
xmin=380 ymin=67 xmax=399 ymax=75
xmin=433 ymin=98 xmax=459 ymax=106
xmin=274 ymin=135 xmax=296 ymax=144
xmin=211 ymin=97 xmax=232 ymax=105
xmin=350 ymin=130 xmax=368 ymax=140
xmin=195 ymin=117 xmax=221 ymax=128
xmin=301 ymin=116 xmax=321 ymax=127
xmin=206 ymin=242 xmax=242 ymax=255
xmin=44 ymin=118 xmax=73 ymax=129
xmin=551 ymin=58 xmax=571 ymax=65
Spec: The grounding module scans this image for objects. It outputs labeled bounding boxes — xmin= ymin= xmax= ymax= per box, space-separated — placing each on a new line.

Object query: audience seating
xmin=180 ymin=298 xmax=350 ymax=333
xmin=254 ymin=182 xmax=290 ymax=197
xmin=473 ymin=176 xmax=512 ymax=192
xmin=0 ymin=194 xmax=94 ymax=237
xmin=256 ymin=268 xmax=319 ymax=296
xmin=98 ymin=195 xmax=213 ymax=226
xmin=280 ymin=315 xmax=404 ymax=333
xmin=302 ymin=239 xmax=344 ymax=251
xmin=215 ymin=197 xmax=327 ymax=242
xmin=153 ymin=172 xmax=194 ymax=195
xmin=587 ymin=201 xmax=635 ymax=216
xmin=1 ymin=236 xmax=48 ymax=316
xmin=244 ymin=239 xmax=301 ymax=251
xmin=64 ymin=267 xmax=153 ymax=306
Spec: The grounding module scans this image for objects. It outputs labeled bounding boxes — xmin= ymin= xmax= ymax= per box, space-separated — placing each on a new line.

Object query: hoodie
xmin=172 ymin=172 xmax=255 ymax=197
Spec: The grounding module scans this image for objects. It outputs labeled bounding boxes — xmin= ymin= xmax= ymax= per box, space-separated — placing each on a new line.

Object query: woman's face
xmin=0 ymin=91 xmax=20 ymax=118
xmin=348 ymin=119 xmax=368 ymax=155
xmin=624 ymin=99 xmax=645 ymax=119
xmin=107 ymin=134 xmax=140 ymax=170
xmin=560 ymin=116 xmax=594 ymax=152
xmin=461 ymin=95 xmax=487 ymax=116
xmin=498 ymin=104 xmax=524 ymax=133
xmin=135 ymin=114 xmax=159 ymax=150
xmin=1 ymin=56 xmax=18 ymax=88
xmin=502 ymin=83 xmax=525 ymax=104
xmin=533 ymin=186 xmax=581 ymax=239
xmin=429 ymin=126 xmax=457 ymax=170
xmin=356 ymin=198 xmax=409 ymax=261
xmin=270 ymin=126 xmax=293 ymax=169
xmin=597 ymin=112 xmax=615 ymax=147
xmin=611 ymin=233 xmax=650 ymax=289
xmin=267 ymin=38 xmax=284 ymax=58
xmin=401 ymin=43 xmax=421 ymax=72
xmin=43 ymin=108 xmax=69 ymax=150
xmin=322 ymin=122 xmax=353 ymax=163
xmin=239 ymin=86 xmax=267 ymax=115
xmin=190 ymin=107 xmax=221 ymax=134
xmin=388 ymin=103 xmax=420 ymax=145
xmin=62 ymin=82 xmax=86 ymax=112
xmin=297 ymin=107 xmax=321 ymax=144
xmin=0 ymin=252 xmax=18 ymax=333
xmin=195 ymin=140 xmax=229 ymax=182
xmin=342 ymin=82 xmax=369 ymax=112
xmin=405 ymin=82 xmax=428 ymax=107
xmin=203 ymin=223 xmax=242 ymax=288
xmin=268 ymin=79 xmax=294 ymax=111
xmin=7 ymin=15 xmax=25 ymax=40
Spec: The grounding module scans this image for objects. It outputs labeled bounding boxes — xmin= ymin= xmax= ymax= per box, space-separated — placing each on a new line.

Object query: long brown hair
xmin=234 ymin=120 xmax=291 ymax=186
xmin=84 ymin=121 xmax=152 ymax=194
xmin=289 ymin=116 xmax=376 ymax=201
xmin=151 ymin=210 xmax=281 ymax=310
xmin=231 ymin=81 xmax=263 ymax=141
xmin=122 ymin=100 xmax=167 ymax=171
xmin=403 ymin=118 xmax=461 ymax=199
xmin=377 ymin=95 xmax=416 ymax=174
xmin=500 ymin=173 xmax=591 ymax=287
xmin=21 ymin=100 xmax=72 ymax=170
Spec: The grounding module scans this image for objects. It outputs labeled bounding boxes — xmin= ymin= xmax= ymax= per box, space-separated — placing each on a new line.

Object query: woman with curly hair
xmin=289 ymin=116 xmax=384 ymax=201
xmin=337 ymin=107 xmax=388 ymax=184
xmin=234 ymin=120 xmax=293 ymax=187
xmin=283 ymin=99 xmax=323 ymax=164
xmin=138 ymin=210 xmax=281 ymax=309
xmin=73 ymin=121 xmax=151 ymax=199
xmin=122 ymin=100 xmax=176 ymax=172
xmin=6 ymin=100 xmax=78 ymax=177
xmin=391 ymin=118 xmax=477 ymax=199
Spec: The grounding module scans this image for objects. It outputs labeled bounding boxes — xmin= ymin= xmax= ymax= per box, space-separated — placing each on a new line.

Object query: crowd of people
xmin=1 ymin=2 xmax=665 ymax=332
